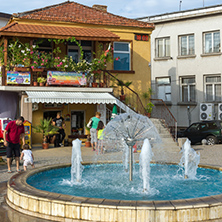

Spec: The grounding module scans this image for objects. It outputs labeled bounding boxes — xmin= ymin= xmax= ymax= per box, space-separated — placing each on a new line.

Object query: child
xmin=96 ymin=120 xmax=105 ymax=154
xmin=20 ymin=144 xmax=35 ymax=171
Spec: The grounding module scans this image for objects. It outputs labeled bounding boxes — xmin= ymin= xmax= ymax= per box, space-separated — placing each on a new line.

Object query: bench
xmin=0 ymin=142 xmax=6 ymax=156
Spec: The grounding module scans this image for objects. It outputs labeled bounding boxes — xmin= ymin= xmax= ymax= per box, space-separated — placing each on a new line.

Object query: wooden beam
xmin=3 ymin=37 xmax=8 ymax=86
xmin=0 ymin=32 xmax=120 ymax=42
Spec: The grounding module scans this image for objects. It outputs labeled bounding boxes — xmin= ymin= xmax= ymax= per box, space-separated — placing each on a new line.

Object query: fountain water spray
xmin=139 ymin=138 xmax=153 ymax=191
xmin=71 ymin=139 xmax=83 ymax=183
xmin=102 ymin=113 xmax=161 ymax=181
xmin=179 ymin=139 xmax=200 ymax=179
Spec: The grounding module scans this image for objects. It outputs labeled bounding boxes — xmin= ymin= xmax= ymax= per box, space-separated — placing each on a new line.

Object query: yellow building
xmin=0 ymin=2 xmax=154 ymax=144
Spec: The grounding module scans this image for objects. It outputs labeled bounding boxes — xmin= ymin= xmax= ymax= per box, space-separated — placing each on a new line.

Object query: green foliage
xmin=141 ymin=88 xmax=154 ymax=113
xmin=145 ymin=102 xmax=154 ymax=113
xmin=1 ymin=37 xmax=116 ymax=75
xmin=37 ymin=77 xmax=46 ymax=83
xmin=33 ymin=118 xmax=58 ymax=141
xmin=117 ymin=80 xmax=133 ymax=95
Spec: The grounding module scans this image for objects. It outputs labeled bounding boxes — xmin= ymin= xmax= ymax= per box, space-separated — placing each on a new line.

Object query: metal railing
xmin=103 ymin=70 xmax=146 ymax=115
xmin=150 ymin=99 xmax=177 ymax=141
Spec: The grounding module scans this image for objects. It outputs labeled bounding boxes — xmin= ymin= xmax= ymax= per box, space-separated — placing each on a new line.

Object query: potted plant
xmin=145 ymin=102 xmax=154 ymax=118
xmin=117 ymin=80 xmax=132 ymax=101
xmin=33 ymin=80 xmax=38 ymax=86
xmin=33 ymin=118 xmax=59 ymax=149
xmin=37 ymin=77 xmax=46 ymax=86
xmin=142 ymin=88 xmax=154 ymax=117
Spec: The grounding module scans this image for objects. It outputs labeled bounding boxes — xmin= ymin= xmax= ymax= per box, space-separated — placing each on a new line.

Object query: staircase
xmin=102 ymin=70 xmax=177 ymax=142
xmin=150 ymin=118 xmax=178 ymax=147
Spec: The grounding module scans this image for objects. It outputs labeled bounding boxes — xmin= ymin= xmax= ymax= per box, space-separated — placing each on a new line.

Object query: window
xmin=33 ymin=39 xmax=52 ymax=53
xmin=156 ymin=77 xmax=171 ymax=101
xmin=68 ymin=41 xmax=92 ymax=63
xmin=180 ymin=77 xmax=195 ymax=102
xmin=113 ymin=42 xmax=130 ymax=71
xmin=156 ymin=37 xmax=170 ymax=58
xmin=203 ymin=31 xmax=220 ymax=54
xmin=204 ymin=75 xmax=221 ymax=101
xmin=179 ymin=35 xmax=195 ymax=56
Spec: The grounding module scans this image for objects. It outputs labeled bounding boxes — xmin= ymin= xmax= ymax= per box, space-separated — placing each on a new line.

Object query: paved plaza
xmin=1 ymin=142 xmax=222 ymax=221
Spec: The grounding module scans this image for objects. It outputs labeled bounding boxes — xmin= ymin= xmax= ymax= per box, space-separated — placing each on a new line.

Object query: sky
xmin=1 ymin=0 xmax=222 ymax=18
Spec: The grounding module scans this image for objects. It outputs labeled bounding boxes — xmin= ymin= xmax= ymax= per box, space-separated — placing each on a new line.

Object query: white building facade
xmin=139 ymin=5 xmax=222 ymax=128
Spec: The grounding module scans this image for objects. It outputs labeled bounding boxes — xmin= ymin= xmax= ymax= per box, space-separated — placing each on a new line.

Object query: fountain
xmin=6 ymin=113 xmax=222 ymax=222
xmin=179 ymin=138 xmax=200 ymax=179
xmin=139 ymin=138 xmax=153 ymax=192
xmin=102 ymin=113 xmax=161 ymax=181
xmin=71 ymin=139 xmax=83 ymax=183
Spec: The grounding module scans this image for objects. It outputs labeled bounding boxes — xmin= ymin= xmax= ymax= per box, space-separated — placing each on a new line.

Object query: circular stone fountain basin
xmin=6 ymin=163 xmax=222 ymax=222
xmin=27 ymin=163 xmax=222 ymax=201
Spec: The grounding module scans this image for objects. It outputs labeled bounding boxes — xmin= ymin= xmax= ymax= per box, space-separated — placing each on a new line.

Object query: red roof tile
xmin=13 ymin=1 xmax=154 ymax=29
xmin=0 ymin=22 xmax=120 ymax=41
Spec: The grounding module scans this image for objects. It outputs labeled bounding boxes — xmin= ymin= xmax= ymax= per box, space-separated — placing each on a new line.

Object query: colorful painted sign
xmin=7 ymin=71 xmax=31 ymax=85
xmin=47 ymin=71 xmax=87 ymax=86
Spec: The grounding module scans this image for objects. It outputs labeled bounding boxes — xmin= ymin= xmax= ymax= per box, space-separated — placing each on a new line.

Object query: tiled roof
xmin=0 ymin=22 xmax=120 ymax=40
xmin=13 ymin=1 xmax=154 ymax=29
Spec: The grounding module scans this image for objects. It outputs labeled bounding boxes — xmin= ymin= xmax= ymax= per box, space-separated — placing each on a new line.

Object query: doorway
xmin=71 ymin=111 xmax=84 ymax=135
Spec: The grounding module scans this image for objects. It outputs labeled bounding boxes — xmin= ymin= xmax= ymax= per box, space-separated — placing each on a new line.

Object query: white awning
xmin=26 ymin=91 xmax=117 ymax=104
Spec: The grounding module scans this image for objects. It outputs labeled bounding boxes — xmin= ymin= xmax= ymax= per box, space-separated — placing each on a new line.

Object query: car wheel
xmin=206 ymin=136 xmax=218 ymax=145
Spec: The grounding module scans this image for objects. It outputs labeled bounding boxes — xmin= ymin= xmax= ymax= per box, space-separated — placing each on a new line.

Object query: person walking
xmin=89 ymin=112 xmax=101 ymax=151
xmin=96 ymin=120 xmax=105 ymax=154
xmin=3 ymin=116 xmax=25 ymax=173
xmin=52 ymin=112 xmax=66 ymax=147
xmin=20 ymin=144 xmax=35 ymax=171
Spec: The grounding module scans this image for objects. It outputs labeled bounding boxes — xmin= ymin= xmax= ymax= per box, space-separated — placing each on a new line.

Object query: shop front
xmin=25 ymin=90 xmax=116 ymax=144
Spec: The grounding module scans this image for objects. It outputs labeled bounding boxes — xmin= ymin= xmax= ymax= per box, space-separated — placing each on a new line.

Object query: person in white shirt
xmin=20 ymin=144 xmax=35 ymax=171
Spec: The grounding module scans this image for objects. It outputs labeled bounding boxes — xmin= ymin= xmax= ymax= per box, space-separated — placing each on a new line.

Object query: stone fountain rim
xmin=6 ymin=162 xmax=222 ymax=222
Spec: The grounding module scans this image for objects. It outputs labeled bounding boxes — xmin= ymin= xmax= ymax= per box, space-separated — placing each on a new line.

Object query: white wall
xmin=142 ymin=11 xmax=222 ymax=127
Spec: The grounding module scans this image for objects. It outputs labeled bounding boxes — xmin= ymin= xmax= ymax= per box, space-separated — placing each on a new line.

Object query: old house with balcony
xmin=0 ymin=1 xmax=154 ymax=144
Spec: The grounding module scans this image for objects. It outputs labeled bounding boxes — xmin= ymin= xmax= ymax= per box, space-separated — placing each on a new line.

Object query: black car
xmin=177 ymin=120 xmax=222 ymax=145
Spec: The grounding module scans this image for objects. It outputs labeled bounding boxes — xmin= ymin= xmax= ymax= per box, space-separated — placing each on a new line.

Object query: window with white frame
xmin=203 ymin=31 xmax=220 ymax=54
xmin=156 ymin=77 xmax=171 ymax=101
xmin=180 ymin=76 xmax=195 ymax=102
xmin=113 ymin=42 xmax=130 ymax=71
xmin=68 ymin=40 xmax=92 ymax=63
xmin=179 ymin=35 xmax=195 ymax=56
xmin=156 ymin=37 xmax=170 ymax=58
xmin=204 ymin=75 xmax=221 ymax=101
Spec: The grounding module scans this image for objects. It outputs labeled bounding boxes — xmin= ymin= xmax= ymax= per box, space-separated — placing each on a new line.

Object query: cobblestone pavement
xmin=1 ymin=142 xmax=222 ymax=221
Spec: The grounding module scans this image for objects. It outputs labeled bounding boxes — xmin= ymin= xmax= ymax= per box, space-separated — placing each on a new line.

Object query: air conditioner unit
xmin=200 ymin=103 xmax=214 ymax=121
xmin=218 ymin=103 xmax=222 ymax=120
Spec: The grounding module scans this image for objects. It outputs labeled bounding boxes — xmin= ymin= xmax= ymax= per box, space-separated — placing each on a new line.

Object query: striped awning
xmin=25 ymin=91 xmax=117 ymax=104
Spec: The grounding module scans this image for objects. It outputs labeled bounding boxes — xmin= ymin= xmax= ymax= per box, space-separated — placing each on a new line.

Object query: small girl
xmin=96 ymin=120 xmax=105 ymax=154
xmin=20 ymin=144 xmax=35 ymax=171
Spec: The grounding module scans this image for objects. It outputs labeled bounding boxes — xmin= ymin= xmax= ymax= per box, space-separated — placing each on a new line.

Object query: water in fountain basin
xmin=139 ymin=138 xmax=153 ymax=192
xmin=179 ymin=139 xmax=200 ymax=179
xmin=71 ymin=139 xmax=83 ymax=183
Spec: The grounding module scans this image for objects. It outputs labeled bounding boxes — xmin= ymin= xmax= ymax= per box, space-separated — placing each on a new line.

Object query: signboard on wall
xmin=134 ymin=33 xmax=149 ymax=41
xmin=97 ymin=104 xmax=106 ymax=125
xmin=47 ymin=71 xmax=87 ymax=86
xmin=7 ymin=71 xmax=31 ymax=85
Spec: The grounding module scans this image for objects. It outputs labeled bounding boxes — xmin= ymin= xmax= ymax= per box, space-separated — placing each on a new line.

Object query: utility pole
xmin=203 ymin=0 xmax=205 ymax=7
